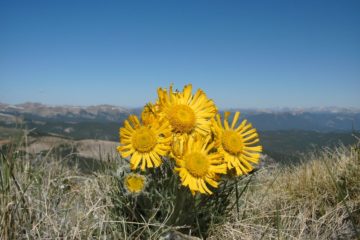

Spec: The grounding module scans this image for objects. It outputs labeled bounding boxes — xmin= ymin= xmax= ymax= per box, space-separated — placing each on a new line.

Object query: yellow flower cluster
xmin=117 ymin=84 xmax=262 ymax=195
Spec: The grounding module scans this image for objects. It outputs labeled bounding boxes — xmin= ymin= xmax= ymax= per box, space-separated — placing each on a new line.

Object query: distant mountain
xmin=221 ymin=107 xmax=360 ymax=131
xmin=1 ymin=102 xmax=359 ymax=131
xmin=0 ymin=102 xmax=131 ymax=123
xmin=228 ymin=106 xmax=360 ymax=114
xmin=1 ymin=102 xmax=359 ymax=165
xmin=240 ymin=111 xmax=360 ymax=132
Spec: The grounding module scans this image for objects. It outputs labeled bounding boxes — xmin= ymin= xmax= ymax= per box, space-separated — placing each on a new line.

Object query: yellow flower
xmin=141 ymin=103 xmax=157 ymax=125
xmin=212 ymin=112 xmax=262 ymax=176
xmin=171 ymin=135 xmax=186 ymax=159
xmin=124 ymin=173 xmax=146 ymax=193
xmin=174 ymin=135 xmax=227 ymax=195
xmin=157 ymin=84 xmax=217 ymax=139
xmin=117 ymin=115 xmax=171 ymax=171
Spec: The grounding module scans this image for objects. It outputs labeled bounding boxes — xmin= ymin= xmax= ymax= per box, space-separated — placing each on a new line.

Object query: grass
xmin=1 ymin=134 xmax=360 ymax=239
xmin=209 ymin=140 xmax=360 ymax=240
xmin=0 ymin=135 xmax=120 ymax=239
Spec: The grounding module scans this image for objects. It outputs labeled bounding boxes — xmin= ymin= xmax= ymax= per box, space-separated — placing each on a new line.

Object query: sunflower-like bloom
xmin=212 ymin=112 xmax=262 ymax=176
xmin=124 ymin=173 xmax=146 ymax=193
xmin=157 ymin=84 xmax=217 ymax=139
xmin=141 ymin=103 xmax=158 ymax=125
xmin=117 ymin=115 xmax=171 ymax=171
xmin=174 ymin=135 xmax=227 ymax=195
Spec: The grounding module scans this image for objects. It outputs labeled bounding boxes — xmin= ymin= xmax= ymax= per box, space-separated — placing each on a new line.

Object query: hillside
xmin=1 ymin=102 xmax=360 ymax=165
xmin=1 ymin=103 xmax=360 ymax=131
xmin=1 ymin=134 xmax=359 ymax=239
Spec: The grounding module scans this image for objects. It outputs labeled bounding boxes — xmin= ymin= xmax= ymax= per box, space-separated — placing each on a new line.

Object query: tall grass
xmin=1 ymin=134 xmax=359 ymax=239
xmin=209 ymin=141 xmax=360 ymax=240
xmin=0 ymin=135 xmax=118 ymax=239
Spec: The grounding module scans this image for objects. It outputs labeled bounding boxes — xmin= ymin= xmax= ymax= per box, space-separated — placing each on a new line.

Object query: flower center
xmin=168 ymin=104 xmax=196 ymax=133
xmin=222 ymin=130 xmax=243 ymax=154
xmin=125 ymin=175 xmax=145 ymax=193
xmin=132 ymin=127 xmax=157 ymax=152
xmin=185 ymin=152 xmax=209 ymax=177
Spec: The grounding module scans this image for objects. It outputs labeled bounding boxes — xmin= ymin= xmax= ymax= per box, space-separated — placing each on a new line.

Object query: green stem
xmin=168 ymin=186 xmax=185 ymax=226
xmin=194 ymin=198 xmax=203 ymax=239
xmin=235 ymin=178 xmax=240 ymax=220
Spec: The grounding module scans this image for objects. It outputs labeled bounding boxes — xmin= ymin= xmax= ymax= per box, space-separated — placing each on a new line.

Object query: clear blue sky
xmin=1 ymin=0 xmax=359 ymax=108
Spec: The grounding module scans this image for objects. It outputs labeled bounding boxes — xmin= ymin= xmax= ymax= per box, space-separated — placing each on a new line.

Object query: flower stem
xmin=167 ymin=186 xmax=186 ymax=226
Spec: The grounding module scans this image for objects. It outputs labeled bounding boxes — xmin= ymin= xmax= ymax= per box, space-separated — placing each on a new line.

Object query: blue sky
xmin=1 ymin=0 xmax=359 ymax=108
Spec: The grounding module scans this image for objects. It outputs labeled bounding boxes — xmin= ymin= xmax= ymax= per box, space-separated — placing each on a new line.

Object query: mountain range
xmin=1 ymin=102 xmax=359 ymax=165
xmin=1 ymin=102 xmax=359 ymax=132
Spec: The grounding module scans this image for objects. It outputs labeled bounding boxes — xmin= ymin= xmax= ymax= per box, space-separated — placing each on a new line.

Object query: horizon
xmin=2 ymin=101 xmax=360 ymax=112
xmin=1 ymin=1 xmax=360 ymax=108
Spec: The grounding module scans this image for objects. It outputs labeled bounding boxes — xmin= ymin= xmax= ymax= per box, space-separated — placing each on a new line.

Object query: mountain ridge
xmin=1 ymin=102 xmax=359 ymax=131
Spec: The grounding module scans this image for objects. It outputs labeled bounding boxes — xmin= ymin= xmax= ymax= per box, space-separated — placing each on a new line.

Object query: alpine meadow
xmin=1 ymin=1 xmax=360 ymax=239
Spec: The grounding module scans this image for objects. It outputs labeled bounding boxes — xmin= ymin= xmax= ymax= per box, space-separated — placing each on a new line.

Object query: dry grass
xmin=209 ymin=143 xmax=360 ymax=240
xmin=1 ymin=136 xmax=359 ymax=239
xmin=0 ymin=143 xmax=119 ymax=239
